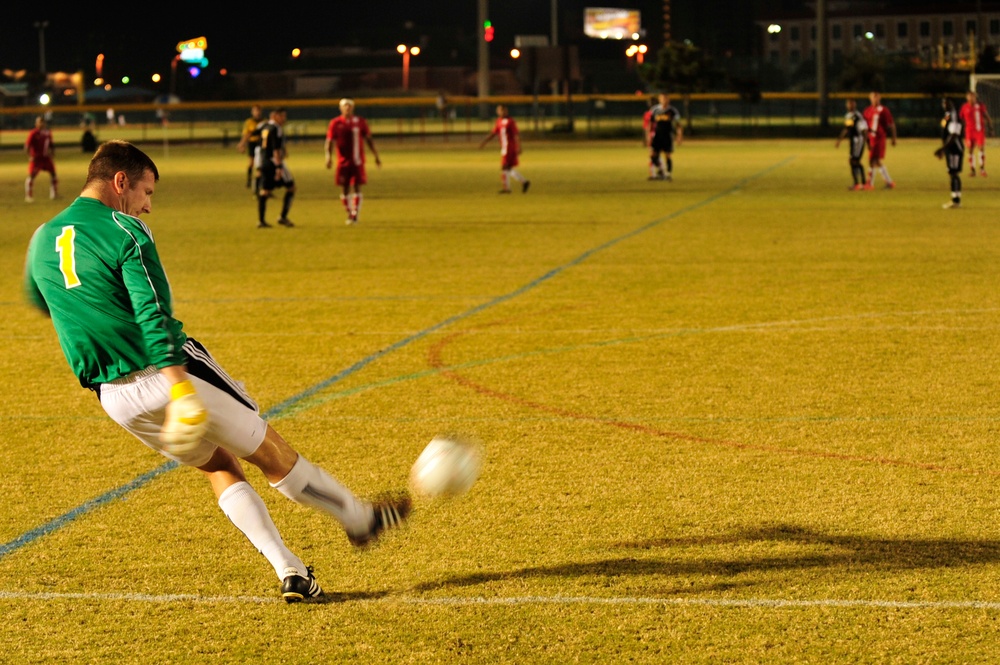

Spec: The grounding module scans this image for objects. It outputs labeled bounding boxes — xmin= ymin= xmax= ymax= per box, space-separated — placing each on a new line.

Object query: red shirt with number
xmin=326 ymin=115 xmax=372 ymax=185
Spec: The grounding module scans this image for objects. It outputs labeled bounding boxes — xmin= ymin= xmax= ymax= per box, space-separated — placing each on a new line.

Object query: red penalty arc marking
xmin=427 ymin=329 xmax=998 ymax=477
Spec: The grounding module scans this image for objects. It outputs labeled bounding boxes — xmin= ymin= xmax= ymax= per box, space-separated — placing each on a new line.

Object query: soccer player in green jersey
xmin=24 ymin=140 xmax=410 ymax=603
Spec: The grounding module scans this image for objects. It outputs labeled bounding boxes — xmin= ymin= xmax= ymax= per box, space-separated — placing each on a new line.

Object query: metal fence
xmin=0 ymin=92 xmax=952 ymax=149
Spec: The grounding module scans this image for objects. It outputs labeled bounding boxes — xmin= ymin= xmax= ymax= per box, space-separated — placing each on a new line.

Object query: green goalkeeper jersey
xmin=24 ymin=197 xmax=188 ymax=389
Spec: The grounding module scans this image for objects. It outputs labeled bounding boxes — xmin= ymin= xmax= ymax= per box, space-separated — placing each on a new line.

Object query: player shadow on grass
xmin=409 ymin=522 xmax=1000 ymax=594
xmin=304 ymin=589 xmax=392 ymax=604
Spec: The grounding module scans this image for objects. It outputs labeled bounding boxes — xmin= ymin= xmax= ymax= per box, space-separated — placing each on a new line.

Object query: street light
xmin=396 ymin=44 xmax=420 ymax=91
xmin=626 ymin=43 xmax=648 ymax=65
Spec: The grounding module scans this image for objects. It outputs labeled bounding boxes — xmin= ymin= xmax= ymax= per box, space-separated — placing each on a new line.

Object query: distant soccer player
xmin=936 ymin=97 xmax=965 ymax=209
xmin=648 ymin=93 xmax=683 ymax=181
xmin=959 ymin=90 xmax=993 ymax=177
xmin=835 ymin=99 xmax=870 ymax=190
xmin=237 ymin=104 xmax=264 ymax=189
xmin=863 ymin=91 xmax=897 ymax=188
xmin=325 ymin=98 xmax=381 ymax=225
xmin=479 ymin=104 xmax=530 ymax=193
xmin=256 ymin=108 xmax=295 ymax=229
xmin=25 ymin=115 xmax=58 ymax=203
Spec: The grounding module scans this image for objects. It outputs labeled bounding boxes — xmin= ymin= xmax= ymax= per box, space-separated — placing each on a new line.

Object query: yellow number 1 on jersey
xmin=55 ymin=226 xmax=82 ymax=289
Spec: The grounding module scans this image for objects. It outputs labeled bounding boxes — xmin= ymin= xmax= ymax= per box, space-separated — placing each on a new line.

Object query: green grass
xmin=3 ymin=137 xmax=1000 ymax=663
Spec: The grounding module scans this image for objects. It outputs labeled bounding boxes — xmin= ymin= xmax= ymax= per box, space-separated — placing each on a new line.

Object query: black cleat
xmin=278 ymin=218 xmax=295 ymax=227
xmin=258 ymin=221 xmax=272 ymax=229
xmin=522 ymin=180 xmax=531 ymax=193
xmin=281 ymin=566 xmax=323 ymax=603
xmin=347 ymin=494 xmax=412 ymax=548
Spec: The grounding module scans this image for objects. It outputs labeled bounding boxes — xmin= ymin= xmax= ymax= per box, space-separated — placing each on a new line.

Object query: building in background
xmin=757 ymin=1 xmax=1000 ymax=75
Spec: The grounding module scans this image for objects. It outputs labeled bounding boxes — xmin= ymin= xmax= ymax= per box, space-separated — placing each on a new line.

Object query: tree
xmin=639 ymin=41 xmax=721 ymax=129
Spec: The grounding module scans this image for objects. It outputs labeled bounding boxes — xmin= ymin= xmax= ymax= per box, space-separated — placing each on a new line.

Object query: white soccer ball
xmin=410 ymin=435 xmax=483 ymax=498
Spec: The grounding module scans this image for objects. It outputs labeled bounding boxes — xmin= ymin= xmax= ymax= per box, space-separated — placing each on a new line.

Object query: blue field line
xmin=0 ymin=158 xmax=792 ymax=562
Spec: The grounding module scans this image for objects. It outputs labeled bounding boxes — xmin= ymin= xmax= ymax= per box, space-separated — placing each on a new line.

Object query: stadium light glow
xmin=767 ymin=24 xmax=782 ymax=34
xmin=397 ymin=44 xmax=419 ymax=91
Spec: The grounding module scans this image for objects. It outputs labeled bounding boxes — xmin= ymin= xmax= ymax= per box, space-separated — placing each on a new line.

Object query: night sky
xmin=0 ymin=1 xmax=769 ymax=82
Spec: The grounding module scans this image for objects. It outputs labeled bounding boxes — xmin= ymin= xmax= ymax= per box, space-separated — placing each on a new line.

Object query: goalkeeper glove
xmin=160 ymin=379 xmax=208 ymax=454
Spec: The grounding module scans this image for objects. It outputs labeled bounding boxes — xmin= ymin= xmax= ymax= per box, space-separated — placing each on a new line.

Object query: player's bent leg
xmin=254 ymin=426 xmax=412 ymax=547
xmin=267 ymin=448 xmax=374 ymax=539
xmin=203 ymin=449 xmax=321 ymax=602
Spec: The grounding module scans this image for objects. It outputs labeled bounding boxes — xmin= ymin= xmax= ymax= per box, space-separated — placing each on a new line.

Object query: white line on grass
xmin=1 ymin=590 xmax=999 ymax=610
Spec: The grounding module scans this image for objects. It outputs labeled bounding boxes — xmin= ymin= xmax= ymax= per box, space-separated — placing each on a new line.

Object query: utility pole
xmin=663 ymin=0 xmax=671 ymax=44
xmin=34 ymin=20 xmax=49 ymax=75
xmin=816 ymin=0 xmax=829 ymax=130
xmin=478 ymin=0 xmax=490 ymax=104
xmin=551 ymin=0 xmax=558 ymax=48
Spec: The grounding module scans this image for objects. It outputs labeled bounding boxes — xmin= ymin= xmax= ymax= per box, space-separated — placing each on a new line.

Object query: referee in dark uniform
xmin=256 ymin=108 xmax=295 ymax=228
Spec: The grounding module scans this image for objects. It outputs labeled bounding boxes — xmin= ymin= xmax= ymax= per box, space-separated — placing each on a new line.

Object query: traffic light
xmin=484 ymin=20 xmax=495 ymax=42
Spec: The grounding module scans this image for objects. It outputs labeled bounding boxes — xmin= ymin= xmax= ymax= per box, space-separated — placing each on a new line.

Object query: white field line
xmin=1 ymin=590 xmax=999 ymax=610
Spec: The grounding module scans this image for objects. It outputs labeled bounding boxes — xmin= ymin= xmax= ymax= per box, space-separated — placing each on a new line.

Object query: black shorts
xmin=259 ymin=162 xmax=293 ymax=191
xmin=651 ymin=136 xmax=675 ymax=154
xmin=945 ymin=147 xmax=965 ymax=175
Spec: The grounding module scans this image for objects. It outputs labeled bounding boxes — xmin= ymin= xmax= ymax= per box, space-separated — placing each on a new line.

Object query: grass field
xmin=2 ymin=136 xmax=1000 ymax=663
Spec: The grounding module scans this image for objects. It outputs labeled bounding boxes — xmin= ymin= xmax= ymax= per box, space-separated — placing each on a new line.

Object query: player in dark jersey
xmin=835 ymin=99 xmax=871 ymax=190
xmin=24 ymin=140 xmax=412 ymax=602
xmin=255 ymin=108 xmax=295 ymax=228
xmin=936 ymin=98 xmax=965 ymax=209
xmin=648 ymin=93 xmax=683 ymax=181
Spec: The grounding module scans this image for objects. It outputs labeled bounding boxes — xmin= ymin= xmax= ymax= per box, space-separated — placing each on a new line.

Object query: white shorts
xmin=99 ymin=363 xmax=268 ymax=468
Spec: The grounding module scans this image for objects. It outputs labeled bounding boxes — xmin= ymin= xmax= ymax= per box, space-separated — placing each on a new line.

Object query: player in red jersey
xmin=959 ymin=90 xmax=993 ymax=177
xmin=325 ymin=98 xmax=381 ymax=225
xmin=479 ymin=104 xmax=530 ymax=193
xmin=862 ymin=91 xmax=897 ymax=189
xmin=24 ymin=115 xmax=58 ymax=203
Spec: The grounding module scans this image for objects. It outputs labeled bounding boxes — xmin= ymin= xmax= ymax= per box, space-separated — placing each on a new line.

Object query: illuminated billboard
xmin=177 ymin=37 xmax=208 ymax=67
xmin=584 ymin=7 xmax=642 ymax=40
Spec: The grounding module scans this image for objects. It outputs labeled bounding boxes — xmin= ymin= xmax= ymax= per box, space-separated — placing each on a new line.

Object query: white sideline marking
xmin=1 ymin=590 xmax=999 ymax=610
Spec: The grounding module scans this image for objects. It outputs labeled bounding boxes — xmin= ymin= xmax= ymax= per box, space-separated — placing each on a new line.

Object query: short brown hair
xmin=85 ymin=140 xmax=159 ymax=187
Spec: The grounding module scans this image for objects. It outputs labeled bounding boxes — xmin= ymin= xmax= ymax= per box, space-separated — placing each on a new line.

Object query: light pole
xmin=34 ymin=20 xmax=49 ymax=74
xmin=626 ymin=43 xmax=648 ymax=66
xmin=397 ymin=44 xmax=420 ymax=91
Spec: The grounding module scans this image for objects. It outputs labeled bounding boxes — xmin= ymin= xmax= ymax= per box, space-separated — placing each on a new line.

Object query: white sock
xmin=271 ymin=455 xmax=372 ymax=535
xmin=501 ymin=171 xmax=511 ymax=190
xmin=25 ymin=177 xmax=32 ymax=197
xmin=218 ymin=481 xmax=306 ymax=580
xmin=509 ymin=169 xmax=525 ymax=184
xmin=880 ymin=166 xmax=892 ymax=183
